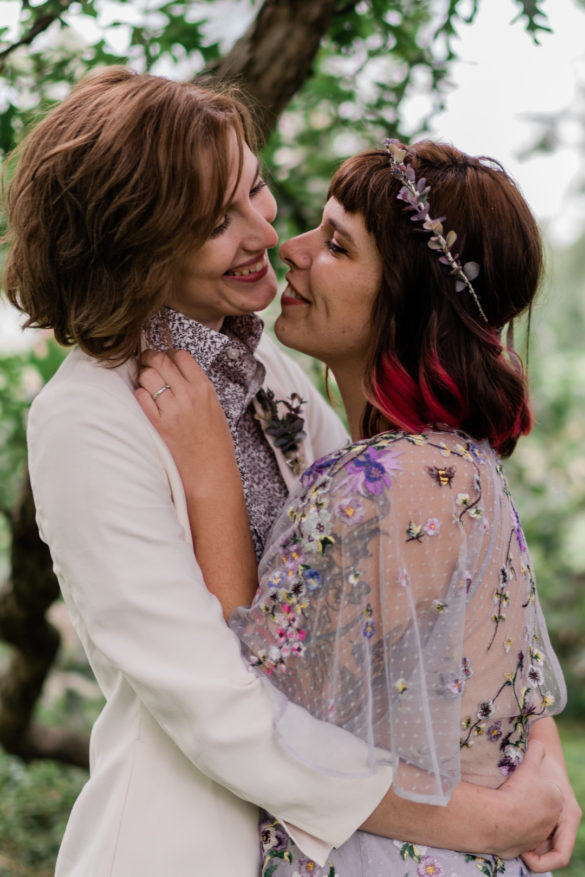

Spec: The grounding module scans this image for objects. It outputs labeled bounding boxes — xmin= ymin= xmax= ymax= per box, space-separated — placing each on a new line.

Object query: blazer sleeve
xmin=27 ymin=374 xmax=391 ymax=851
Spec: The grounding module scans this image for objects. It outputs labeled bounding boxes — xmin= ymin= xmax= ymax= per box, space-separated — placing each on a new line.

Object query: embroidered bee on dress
xmin=426 ymin=465 xmax=456 ymax=487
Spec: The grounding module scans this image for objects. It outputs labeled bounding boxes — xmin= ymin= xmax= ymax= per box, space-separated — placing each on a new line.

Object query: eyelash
xmin=210 ymin=179 xmax=267 ymax=237
xmin=325 ymin=239 xmax=347 ymax=255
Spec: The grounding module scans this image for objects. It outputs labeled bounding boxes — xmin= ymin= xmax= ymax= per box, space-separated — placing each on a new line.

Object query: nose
xmin=279 ymin=229 xmax=312 ymax=269
xmin=245 ymin=187 xmax=278 ymax=250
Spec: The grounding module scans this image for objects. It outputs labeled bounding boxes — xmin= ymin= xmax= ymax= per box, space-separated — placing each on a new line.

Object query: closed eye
xmin=251 ymin=178 xmax=267 ymax=196
xmin=325 ymin=239 xmax=347 ymax=255
xmin=210 ymin=214 xmax=230 ymax=237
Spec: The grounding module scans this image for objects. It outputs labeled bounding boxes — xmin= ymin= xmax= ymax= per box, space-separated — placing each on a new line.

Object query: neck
xmin=330 ymin=364 xmax=367 ymax=442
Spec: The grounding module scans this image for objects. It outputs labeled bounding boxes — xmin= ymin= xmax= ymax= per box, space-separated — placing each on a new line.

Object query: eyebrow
xmin=326 ymin=216 xmax=356 ymax=247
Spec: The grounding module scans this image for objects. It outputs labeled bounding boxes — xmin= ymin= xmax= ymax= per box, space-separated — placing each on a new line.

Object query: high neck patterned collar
xmin=143 ymin=307 xmax=288 ymax=560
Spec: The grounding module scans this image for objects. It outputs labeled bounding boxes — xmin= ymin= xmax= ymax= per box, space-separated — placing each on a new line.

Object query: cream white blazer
xmin=27 ymin=333 xmax=392 ymax=877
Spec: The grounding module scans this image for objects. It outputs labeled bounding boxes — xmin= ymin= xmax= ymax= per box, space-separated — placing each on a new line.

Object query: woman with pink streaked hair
xmin=138 ymin=139 xmax=581 ymax=876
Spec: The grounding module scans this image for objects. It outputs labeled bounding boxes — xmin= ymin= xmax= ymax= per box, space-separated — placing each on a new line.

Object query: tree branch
xmin=0 ymin=0 xmax=78 ymax=72
xmin=201 ymin=0 xmax=361 ymax=143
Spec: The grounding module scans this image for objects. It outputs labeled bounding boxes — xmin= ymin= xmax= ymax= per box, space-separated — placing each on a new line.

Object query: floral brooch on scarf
xmin=255 ymin=388 xmax=307 ymax=476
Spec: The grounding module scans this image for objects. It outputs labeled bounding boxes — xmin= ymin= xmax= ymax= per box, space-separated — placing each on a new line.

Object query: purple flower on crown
xmin=384 ymin=138 xmax=487 ymax=324
xmin=338 ymin=446 xmax=402 ymax=497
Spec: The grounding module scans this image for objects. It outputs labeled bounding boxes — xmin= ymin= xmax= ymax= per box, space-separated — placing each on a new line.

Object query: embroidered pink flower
xmin=275 ymin=627 xmax=288 ymax=645
xmin=423 ymin=517 xmax=440 ymax=536
xmin=449 ymin=677 xmax=464 ymax=695
xmin=417 ymin=855 xmax=444 ymax=876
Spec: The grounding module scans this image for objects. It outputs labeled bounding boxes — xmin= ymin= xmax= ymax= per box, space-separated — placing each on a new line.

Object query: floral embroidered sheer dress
xmin=230 ymin=429 xmax=566 ymax=877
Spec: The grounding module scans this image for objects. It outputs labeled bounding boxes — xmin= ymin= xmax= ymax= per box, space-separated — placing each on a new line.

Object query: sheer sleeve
xmin=230 ymin=430 xmax=565 ymax=806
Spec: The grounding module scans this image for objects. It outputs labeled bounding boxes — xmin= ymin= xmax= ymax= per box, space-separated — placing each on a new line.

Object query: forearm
xmin=361 ymin=781 xmax=516 ymax=856
xmin=183 ymin=454 xmax=258 ymax=619
xmin=136 ymin=349 xmax=258 ymax=617
xmin=362 ymin=740 xmax=563 ymax=859
xmin=530 ymin=716 xmax=570 ymax=785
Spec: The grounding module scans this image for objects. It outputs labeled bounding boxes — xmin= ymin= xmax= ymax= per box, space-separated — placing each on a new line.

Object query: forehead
xmin=323 ymin=197 xmax=378 ymax=254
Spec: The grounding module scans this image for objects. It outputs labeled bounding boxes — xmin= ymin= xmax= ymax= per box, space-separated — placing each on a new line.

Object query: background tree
xmin=0 ymin=0 xmax=565 ymax=766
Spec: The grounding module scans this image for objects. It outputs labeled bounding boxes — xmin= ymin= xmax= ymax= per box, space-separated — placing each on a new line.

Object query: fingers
xmin=522 ymin=792 xmax=582 ymax=872
xmin=140 ymin=349 xmax=206 ymax=385
xmin=137 ymin=349 xmax=215 ymax=412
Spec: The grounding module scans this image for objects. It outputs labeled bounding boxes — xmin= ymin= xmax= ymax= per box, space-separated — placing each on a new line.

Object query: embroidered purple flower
xmin=339 ymin=446 xmax=401 ymax=497
xmin=335 ymin=496 xmax=365 ymax=524
xmin=498 ymin=744 xmax=524 ymax=776
xmin=300 ymin=454 xmax=337 ymax=489
xmin=363 ymin=619 xmax=376 ymax=638
xmin=267 ymin=569 xmax=287 ymax=590
xmin=461 ymin=656 xmax=473 ymax=679
xmin=477 ymin=700 xmax=495 ymax=720
xmin=260 ymin=820 xmax=289 ymax=853
xmin=527 ymin=664 xmax=544 ymax=686
xmin=362 ymin=603 xmax=376 ymax=638
xmin=417 ymin=855 xmax=445 ymax=876
xmin=303 ymin=569 xmax=322 ymax=591
xmin=487 ymin=721 xmax=503 ymax=741
xmin=511 ymin=504 xmax=527 ymax=552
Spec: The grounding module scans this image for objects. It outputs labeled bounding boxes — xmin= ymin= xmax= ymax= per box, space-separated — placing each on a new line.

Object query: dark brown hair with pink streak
xmin=328 ymin=141 xmax=544 ymax=457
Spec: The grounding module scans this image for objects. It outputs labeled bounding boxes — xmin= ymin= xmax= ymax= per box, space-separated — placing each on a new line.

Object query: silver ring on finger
xmin=151 ymin=384 xmax=171 ymax=402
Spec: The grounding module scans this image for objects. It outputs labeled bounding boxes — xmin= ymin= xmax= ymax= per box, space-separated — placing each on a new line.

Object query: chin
xmin=274 ymin=316 xmax=312 ymax=356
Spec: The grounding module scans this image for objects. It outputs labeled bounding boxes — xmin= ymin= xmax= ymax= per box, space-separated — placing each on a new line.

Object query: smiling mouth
xmin=283 ymin=282 xmax=310 ymax=303
xmin=225 ymin=256 xmax=266 ymax=277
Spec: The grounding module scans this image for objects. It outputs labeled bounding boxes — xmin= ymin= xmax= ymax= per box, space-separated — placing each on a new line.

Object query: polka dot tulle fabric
xmin=230 ymin=429 xmax=566 ymax=876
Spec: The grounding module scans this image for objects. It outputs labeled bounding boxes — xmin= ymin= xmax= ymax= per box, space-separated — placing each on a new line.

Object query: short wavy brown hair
xmin=2 ymin=67 xmax=258 ymax=362
xmin=328 ymin=141 xmax=544 ymax=456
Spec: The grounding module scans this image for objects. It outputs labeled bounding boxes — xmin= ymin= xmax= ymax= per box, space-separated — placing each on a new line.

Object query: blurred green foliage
xmin=505 ymin=237 xmax=585 ymax=718
xmin=0 ymin=0 xmax=583 ymax=872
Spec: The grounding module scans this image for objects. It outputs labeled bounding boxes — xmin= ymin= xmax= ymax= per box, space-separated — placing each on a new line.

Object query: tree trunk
xmin=0 ymin=476 xmax=89 ymax=767
xmin=0 ymin=0 xmax=358 ymax=767
xmin=205 ymin=0 xmax=360 ymax=142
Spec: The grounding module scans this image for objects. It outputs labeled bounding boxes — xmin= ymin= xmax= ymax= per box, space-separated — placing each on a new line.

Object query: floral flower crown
xmin=384 ymin=138 xmax=488 ymax=324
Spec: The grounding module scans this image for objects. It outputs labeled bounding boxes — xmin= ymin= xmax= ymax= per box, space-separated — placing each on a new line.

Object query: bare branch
xmin=0 ymin=0 xmax=78 ymax=72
